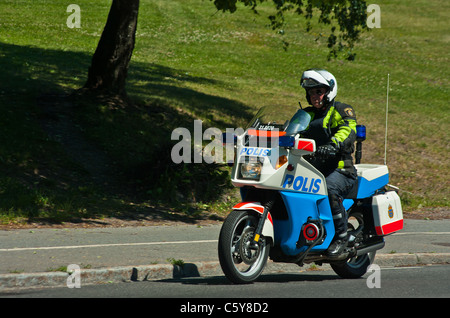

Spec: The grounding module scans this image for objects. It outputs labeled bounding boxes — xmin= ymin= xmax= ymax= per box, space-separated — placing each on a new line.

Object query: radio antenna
xmin=384 ymin=74 xmax=390 ymax=165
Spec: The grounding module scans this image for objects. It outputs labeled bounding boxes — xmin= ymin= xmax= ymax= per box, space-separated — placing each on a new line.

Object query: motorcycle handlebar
xmin=308 ymin=150 xmax=337 ymax=161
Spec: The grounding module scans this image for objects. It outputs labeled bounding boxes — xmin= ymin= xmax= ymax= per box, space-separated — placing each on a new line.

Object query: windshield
xmin=246 ymin=106 xmax=311 ymax=136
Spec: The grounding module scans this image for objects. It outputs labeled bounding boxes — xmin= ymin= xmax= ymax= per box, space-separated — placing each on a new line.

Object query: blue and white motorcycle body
xmin=218 ymin=106 xmax=403 ymax=284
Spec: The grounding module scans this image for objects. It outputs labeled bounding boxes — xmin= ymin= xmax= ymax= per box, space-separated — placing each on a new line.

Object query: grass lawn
xmin=0 ymin=0 xmax=448 ymax=225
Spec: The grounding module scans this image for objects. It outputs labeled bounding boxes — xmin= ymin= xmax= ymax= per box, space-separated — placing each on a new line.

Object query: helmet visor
xmin=301 ymin=77 xmax=322 ymax=88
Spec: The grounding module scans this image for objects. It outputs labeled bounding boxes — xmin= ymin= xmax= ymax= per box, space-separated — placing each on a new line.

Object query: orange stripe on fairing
xmin=248 ymin=129 xmax=286 ymax=137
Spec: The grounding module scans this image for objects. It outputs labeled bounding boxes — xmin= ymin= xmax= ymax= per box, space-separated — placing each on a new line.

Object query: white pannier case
xmin=372 ymin=191 xmax=403 ymax=235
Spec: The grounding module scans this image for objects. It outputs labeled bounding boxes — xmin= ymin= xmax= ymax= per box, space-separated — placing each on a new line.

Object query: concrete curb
xmin=1 ymin=253 xmax=449 ymax=291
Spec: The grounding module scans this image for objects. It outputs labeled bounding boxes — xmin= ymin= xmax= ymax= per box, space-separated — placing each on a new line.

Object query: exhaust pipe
xmin=356 ymin=241 xmax=385 ymax=256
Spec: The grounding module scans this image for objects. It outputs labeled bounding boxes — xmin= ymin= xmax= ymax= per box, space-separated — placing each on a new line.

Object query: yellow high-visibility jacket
xmin=302 ymin=101 xmax=357 ymax=177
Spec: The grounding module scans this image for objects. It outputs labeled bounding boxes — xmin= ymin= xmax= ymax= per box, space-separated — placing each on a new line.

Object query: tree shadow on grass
xmin=128 ymin=61 xmax=254 ymax=129
xmin=0 ymin=42 xmax=254 ymax=125
xmin=0 ymin=42 xmax=253 ymax=225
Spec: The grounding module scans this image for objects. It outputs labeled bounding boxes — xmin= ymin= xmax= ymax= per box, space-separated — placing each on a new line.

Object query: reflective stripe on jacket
xmin=302 ymin=101 xmax=357 ymax=177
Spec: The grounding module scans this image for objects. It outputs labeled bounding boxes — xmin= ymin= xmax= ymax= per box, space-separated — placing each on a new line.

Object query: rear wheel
xmin=330 ymin=211 xmax=375 ymax=278
xmin=218 ymin=210 xmax=270 ymax=284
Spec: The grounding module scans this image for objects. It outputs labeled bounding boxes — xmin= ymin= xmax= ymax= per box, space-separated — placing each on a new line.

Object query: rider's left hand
xmin=316 ymin=144 xmax=336 ymax=159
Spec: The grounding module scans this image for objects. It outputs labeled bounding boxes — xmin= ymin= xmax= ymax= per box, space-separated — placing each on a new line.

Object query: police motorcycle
xmin=218 ymin=105 xmax=403 ymax=284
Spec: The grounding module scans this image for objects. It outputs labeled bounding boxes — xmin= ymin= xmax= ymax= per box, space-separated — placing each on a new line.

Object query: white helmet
xmin=301 ymin=69 xmax=337 ymax=105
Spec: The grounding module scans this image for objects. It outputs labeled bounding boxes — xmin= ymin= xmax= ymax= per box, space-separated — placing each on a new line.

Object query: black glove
xmin=316 ymin=144 xmax=337 ymax=159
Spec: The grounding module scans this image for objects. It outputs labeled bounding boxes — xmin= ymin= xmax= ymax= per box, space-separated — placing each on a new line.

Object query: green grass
xmin=0 ymin=0 xmax=448 ymax=224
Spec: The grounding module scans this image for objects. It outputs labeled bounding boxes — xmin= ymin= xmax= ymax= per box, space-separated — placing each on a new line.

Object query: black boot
xmin=326 ymin=234 xmax=348 ymax=258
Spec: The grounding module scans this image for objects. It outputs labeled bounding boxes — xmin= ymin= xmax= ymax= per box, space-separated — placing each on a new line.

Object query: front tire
xmin=218 ymin=210 xmax=270 ymax=284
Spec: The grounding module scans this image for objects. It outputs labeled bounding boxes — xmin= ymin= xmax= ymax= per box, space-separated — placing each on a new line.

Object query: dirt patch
xmin=402 ymin=207 xmax=450 ymax=220
xmin=0 ymin=203 xmax=226 ymax=230
xmin=1 ymin=207 xmax=447 ymax=230
xmin=0 ymin=215 xmax=223 ymax=230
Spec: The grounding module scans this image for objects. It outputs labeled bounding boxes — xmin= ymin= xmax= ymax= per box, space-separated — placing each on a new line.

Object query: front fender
xmin=232 ymin=202 xmax=274 ymax=244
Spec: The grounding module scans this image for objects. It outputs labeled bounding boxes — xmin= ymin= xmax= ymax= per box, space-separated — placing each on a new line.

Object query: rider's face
xmin=308 ymin=88 xmax=327 ymax=109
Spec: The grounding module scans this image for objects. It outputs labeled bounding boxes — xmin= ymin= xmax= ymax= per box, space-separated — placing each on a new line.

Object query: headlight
xmin=240 ymin=158 xmax=262 ymax=180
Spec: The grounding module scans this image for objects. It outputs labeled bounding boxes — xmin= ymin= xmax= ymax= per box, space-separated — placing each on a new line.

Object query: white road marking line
xmin=380 ymin=266 xmax=425 ymax=270
xmin=0 ymin=240 xmax=218 ymax=252
xmin=1 ymin=232 xmax=448 ymax=252
xmin=394 ymin=232 xmax=450 ymax=235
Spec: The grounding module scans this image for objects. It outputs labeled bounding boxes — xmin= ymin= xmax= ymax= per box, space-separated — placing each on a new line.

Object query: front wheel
xmin=218 ymin=210 xmax=270 ymax=284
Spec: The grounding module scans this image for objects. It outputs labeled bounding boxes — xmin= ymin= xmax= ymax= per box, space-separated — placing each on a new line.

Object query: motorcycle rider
xmin=300 ymin=69 xmax=357 ymax=257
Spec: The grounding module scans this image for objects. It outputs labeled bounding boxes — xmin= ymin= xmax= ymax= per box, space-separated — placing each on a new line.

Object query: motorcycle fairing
xmin=231 ymin=145 xmax=328 ymax=196
xmin=275 ymin=191 xmax=335 ymax=256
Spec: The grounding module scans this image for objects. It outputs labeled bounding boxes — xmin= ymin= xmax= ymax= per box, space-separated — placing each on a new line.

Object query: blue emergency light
xmin=356 ymin=125 xmax=366 ymax=142
xmin=355 ymin=125 xmax=366 ymax=164
xmin=279 ymin=135 xmax=295 ymax=148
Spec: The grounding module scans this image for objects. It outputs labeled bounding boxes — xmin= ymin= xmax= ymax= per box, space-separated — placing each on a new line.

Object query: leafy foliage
xmin=211 ymin=0 xmax=369 ymax=60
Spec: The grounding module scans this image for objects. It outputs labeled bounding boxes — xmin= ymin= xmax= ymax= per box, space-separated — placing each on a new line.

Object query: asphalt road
xmin=0 ymin=219 xmax=449 ymax=275
xmin=2 ymin=265 xmax=449 ymax=299
xmin=0 ymin=218 xmax=449 ymax=292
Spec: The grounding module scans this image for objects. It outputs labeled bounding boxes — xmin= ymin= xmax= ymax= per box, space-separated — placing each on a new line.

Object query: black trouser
xmin=326 ymin=170 xmax=357 ymax=239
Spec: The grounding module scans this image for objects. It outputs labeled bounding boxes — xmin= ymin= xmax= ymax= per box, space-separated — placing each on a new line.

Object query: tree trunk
xmin=84 ymin=0 xmax=140 ymax=97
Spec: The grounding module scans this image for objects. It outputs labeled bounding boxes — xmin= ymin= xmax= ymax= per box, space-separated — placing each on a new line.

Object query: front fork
xmin=253 ymin=205 xmax=271 ymax=243
xmin=232 ymin=201 xmax=275 ymax=245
